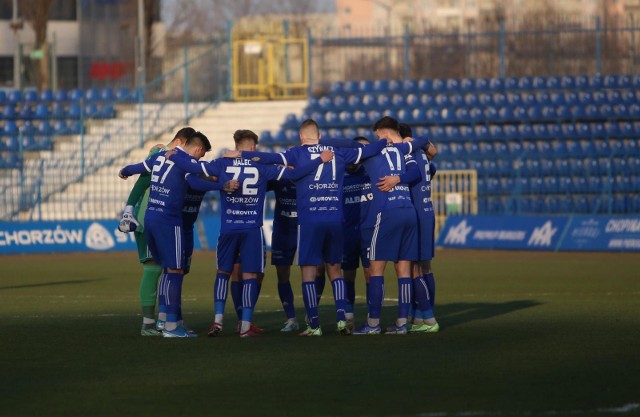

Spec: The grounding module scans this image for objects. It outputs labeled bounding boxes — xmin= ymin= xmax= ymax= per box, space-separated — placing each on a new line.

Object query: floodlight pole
xmin=136 ymin=0 xmax=146 ymax=88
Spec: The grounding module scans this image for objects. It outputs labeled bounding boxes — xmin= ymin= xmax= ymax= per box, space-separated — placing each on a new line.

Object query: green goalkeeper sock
xmin=140 ymin=264 xmax=162 ymax=319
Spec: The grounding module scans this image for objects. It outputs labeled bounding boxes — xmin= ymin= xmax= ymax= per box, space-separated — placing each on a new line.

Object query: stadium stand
xmin=265 ymin=74 xmax=640 ymax=215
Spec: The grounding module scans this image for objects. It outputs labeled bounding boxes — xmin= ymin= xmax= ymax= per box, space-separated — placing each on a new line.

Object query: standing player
xmin=117 ymin=127 xmax=196 ymax=336
xmin=225 ymin=119 xmax=388 ymax=336
xmin=351 ymin=116 xmax=431 ymax=335
xmin=202 ymin=129 xmax=334 ymax=337
xmin=119 ymin=133 xmax=212 ymax=338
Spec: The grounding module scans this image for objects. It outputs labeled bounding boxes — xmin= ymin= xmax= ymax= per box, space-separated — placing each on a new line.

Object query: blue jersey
xmin=360 ymin=142 xmax=418 ymax=227
xmin=203 ymin=156 xmax=322 ymax=233
xmin=409 ymin=149 xmax=435 ymax=218
xmin=121 ymin=147 xmax=209 ymax=224
xmin=342 ymin=165 xmax=373 ymax=230
xmin=269 ymin=179 xmax=298 ymax=229
xmin=182 ymin=175 xmax=224 ymax=229
xmin=243 ymin=140 xmax=386 ymax=225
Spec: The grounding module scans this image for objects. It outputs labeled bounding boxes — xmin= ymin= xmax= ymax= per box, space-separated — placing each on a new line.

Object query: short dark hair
xmin=372 ymin=116 xmax=400 ymax=133
xmin=186 ymin=131 xmax=211 ymax=152
xmin=398 ymin=123 xmax=413 ymax=139
xmin=174 ymin=127 xmax=196 ymax=141
xmin=233 ymin=129 xmax=259 ymax=145
xmin=353 ymin=136 xmax=370 ymax=143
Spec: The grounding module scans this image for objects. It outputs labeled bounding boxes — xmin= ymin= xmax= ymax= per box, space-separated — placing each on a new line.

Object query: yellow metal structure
xmin=232 ymin=36 xmax=309 ymax=101
xmin=432 ymin=169 xmax=478 ymax=237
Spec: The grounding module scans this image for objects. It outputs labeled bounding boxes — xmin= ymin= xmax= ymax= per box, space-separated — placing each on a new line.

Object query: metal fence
xmin=308 ymin=16 xmax=640 ymax=93
xmin=0 ymin=41 xmax=229 ymax=222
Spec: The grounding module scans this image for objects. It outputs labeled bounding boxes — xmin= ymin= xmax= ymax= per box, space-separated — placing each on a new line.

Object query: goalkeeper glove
xmin=118 ymin=206 xmax=140 ymax=233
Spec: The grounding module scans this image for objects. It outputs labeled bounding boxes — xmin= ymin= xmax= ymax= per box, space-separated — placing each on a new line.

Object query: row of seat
xmin=0 ymin=87 xmax=138 ymax=105
xmin=1 ymin=103 xmax=116 ymax=121
xmin=1 ymin=120 xmax=84 ymax=138
xmin=477 ymin=175 xmax=640 ymax=195
xmin=311 ymin=90 xmax=640 ymax=112
xmin=479 ymin=193 xmax=640 ymax=215
xmin=329 ymin=74 xmax=638 ymax=95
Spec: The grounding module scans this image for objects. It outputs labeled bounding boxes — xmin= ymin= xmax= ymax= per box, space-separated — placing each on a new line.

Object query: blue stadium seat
xmin=329 ymin=82 xmax=344 ymax=94
xmin=116 ymin=87 xmax=134 ymax=102
xmin=509 ymin=141 xmax=523 ymax=156
xmin=555 ymin=157 xmax=570 ymax=175
xmin=607 ymin=122 xmax=621 ymax=137
xmin=580 ymin=139 xmax=596 ymax=155
xmin=547 ymin=123 xmax=562 ymax=138
xmin=504 ymin=124 xmax=518 ymax=140
xmin=2 ymin=105 xmax=16 ymax=119
xmin=619 ymin=121 xmax=633 ymax=137
xmin=34 ymin=104 xmax=50 ymax=119
xmin=361 ymin=94 xmax=376 ymax=109
xmin=609 ymin=138 xmax=624 ymax=156
xmin=507 ymin=92 xmax=522 ymax=106
xmin=419 ymin=93 xmax=435 ymax=108
xmin=460 ymin=78 xmax=474 ymax=92
xmin=391 ymin=94 xmax=405 ymax=108
xmin=469 ymin=107 xmax=483 ymax=123
xmin=69 ymin=88 xmax=84 ymax=102
xmin=353 ymin=110 xmax=367 ymax=124
xmin=489 ymin=77 xmax=504 ymax=90
xmin=454 ymin=108 xmax=469 ymax=122
xmin=517 ymin=77 xmax=532 ymax=90
xmin=613 ymin=104 xmax=629 ymax=118
xmin=426 ymin=108 xmax=442 ymax=123
xmin=620 ymin=91 xmax=636 ymax=105
xmin=550 ymin=92 xmax=565 ymax=106
xmin=357 ymin=80 xmax=373 ymax=93
xmin=546 ymin=76 xmax=560 ymax=89
xmin=405 ymin=93 xmax=419 ymax=107
xmin=541 ymin=106 xmax=556 ymax=120
xmin=474 ymin=78 xmax=488 ymax=91
xmin=588 ymin=177 xmax=603 ymax=193
xmin=2 ymin=120 xmax=18 ymax=136
xmin=616 ymin=74 xmax=631 ymax=88
xmin=446 ymin=78 xmax=460 ymax=92
xmin=576 ymin=123 xmax=591 ymax=138
xmin=8 ymin=90 xmax=22 ymax=104
xmin=53 ymin=120 xmax=69 ymax=134
xmin=593 ymin=91 xmax=607 ymax=105
xmin=493 ymin=93 xmax=507 ymax=107
xmin=518 ymin=124 xmax=534 ymax=139
xmin=599 ymin=104 xmax=613 ymax=118
xmin=460 ymin=125 xmax=476 ymax=141
xmin=479 ymin=93 xmax=493 ymax=107
xmin=343 ymin=81 xmax=358 ymax=94
xmin=371 ymin=80 xmax=388 ymax=93
xmin=435 ymin=94 xmax=449 ymax=107
xmin=590 ymin=122 xmax=606 ymax=137
xmin=558 ymin=176 xmax=573 ymax=193
xmin=588 ymin=74 xmax=603 ymax=89
xmin=18 ymin=104 xmax=33 ymax=120
xmin=603 ymin=74 xmax=617 ymax=88
xmin=417 ymin=79 xmax=433 ymax=92
xmin=50 ymin=103 xmax=65 ymax=119
xmin=523 ymin=93 xmax=537 ymax=106
xmin=575 ymin=75 xmax=589 ymax=89
xmin=53 ymin=89 xmax=68 ymax=102
xmin=580 ymin=92 xmax=594 ymax=105
xmin=475 ymin=125 xmax=489 ymax=140
xmin=332 ymin=95 xmax=346 ymax=109
xmin=84 ymin=103 xmax=98 ymax=117
xmin=532 ymin=76 xmax=546 ymax=89
xmin=493 ymin=141 xmax=508 ymax=155
xmin=504 ymin=77 xmax=518 ymax=90
xmin=530 ymin=177 xmax=544 ymax=194
xmin=85 ymin=88 xmax=101 ymax=102
xmin=560 ymin=75 xmax=576 ymax=89
xmin=387 ymin=80 xmax=401 ymax=93
xmin=464 ymin=93 xmax=478 ymax=107
xmin=544 ymin=177 xmax=558 ymax=194
xmin=101 ymin=88 xmax=115 ymax=102
xmin=483 ymin=106 xmax=498 ymax=121
xmin=527 ymin=105 xmax=542 ymax=120
xmin=401 ymin=79 xmax=415 ymax=92
xmin=432 ymin=78 xmax=446 ymax=93
xmin=376 ymin=93 xmax=390 ymax=107
xmin=347 ymin=94 xmax=363 ymax=108
xmin=259 ymin=131 xmax=273 ymax=143
xmin=568 ymin=156 xmax=583 ymax=174
xmin=538 ymin=140 xmax=552 ymax=157
xmin=37 ymin=120 xmax=53 ymax=135
xmin=431 ymin=125 xmax=446 ymax=140
xmin=66 ymin=103 xmax=81 ymax=119
xmin=23 ymin=90 xmax=38 ymax=103
xmin=513 ymin=106 xmax=527 ymax=120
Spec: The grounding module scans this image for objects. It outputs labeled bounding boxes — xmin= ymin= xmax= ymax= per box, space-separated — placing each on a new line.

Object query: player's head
xmin=233 ymin=129 xmax=259 ymax=151
xmin=299 ymin=119 xmax=320 ymax=144
xmin=398 ymin=123 xmax=413 ymax=139
xmin=347 ymin=136 xmax=370 ymax=173
xmin=373 ymin=116 xmax=401 ymax=142
xmin=170 ymin=126 xmax=197 ymax=148
xmin=184 ymin=131 xmax=211 ymax=159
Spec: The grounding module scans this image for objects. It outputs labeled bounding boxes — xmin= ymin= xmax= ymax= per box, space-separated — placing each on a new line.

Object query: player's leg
xmin=324 ymin=222 xmax=350 ymax=334
xmin=315 ymin=263 xmax=326 ymax=304
xmin=342 ymin=226 xmax=361 ymax=329
xmin=410 ymin=215 xmax=439 ymax=333
xmin=136 ymin=228 xmax=162 ymax=335
xmin=208 ymin=233 xmax=237 ymax=337
xmin=297 ymin=224 xmax=324 ymax=336
xmin=273 ymin=224 xmax=299 ymax=331
xmin=387 ymin=260 xmax=413 ymax=334
xmin=237 ymin=229 xmax=265 ymax=337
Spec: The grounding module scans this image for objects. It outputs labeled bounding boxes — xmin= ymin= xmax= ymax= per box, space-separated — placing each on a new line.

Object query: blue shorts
xmin=271 ymin=223 xmax=298 ymax=266
xmin=145 ymin=218 xmax=184 ymax=270
xmin=341 ymin=226 xmax=371 ymax=270
xmin=217 ymin=228 xmax=265 ymax=273
xmin=416 ymin=215 xmax=435 ymax=261
xmin=369 ymin=207 xmax=418 ymax=262
xmin=297 ymin=222 xmax=343 ymax=266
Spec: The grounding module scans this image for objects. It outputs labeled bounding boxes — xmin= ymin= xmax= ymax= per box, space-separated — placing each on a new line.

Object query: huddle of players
xmin=118 ymin=115 xmax=439 ymax=337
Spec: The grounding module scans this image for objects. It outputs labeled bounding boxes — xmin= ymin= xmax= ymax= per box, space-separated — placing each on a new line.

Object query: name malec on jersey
xmin=151 ymin=184 xmax=171 ymax=195
xmin=232 ymin=159 xmax=253 ymax=166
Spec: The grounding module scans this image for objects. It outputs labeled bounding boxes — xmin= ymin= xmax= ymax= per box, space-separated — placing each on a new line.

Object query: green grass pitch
xmin=1 ymin=249 xmax=639 ymax=417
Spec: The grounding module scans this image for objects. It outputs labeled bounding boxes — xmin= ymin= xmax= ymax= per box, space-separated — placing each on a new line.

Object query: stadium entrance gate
xmin=232 ymin=36 xmax=309 ymax=101
xmin=432 ymin=169 xmax=478 ymax=236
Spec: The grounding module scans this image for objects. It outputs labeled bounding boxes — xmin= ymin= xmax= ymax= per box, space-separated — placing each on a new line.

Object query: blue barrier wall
xmin=0 ymin=215 xmax=272 ymax=255
xmin=438 ymin=214 xmax=640 ymax=251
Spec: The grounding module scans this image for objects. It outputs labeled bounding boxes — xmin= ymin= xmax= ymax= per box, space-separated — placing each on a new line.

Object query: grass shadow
xmin=436 ymin=300 xmax=542 ymax=328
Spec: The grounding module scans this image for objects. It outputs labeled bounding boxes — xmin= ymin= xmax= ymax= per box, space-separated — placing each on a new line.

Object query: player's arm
xmin=119 ymin=160 xmax=152 ymax=179
xmin=320 ymin=138 xmax=362 ymax=148
xmin=376 ymin=160 xmax=420 ymax=192
xmin=343 ymin=138 xmax=388 ymax=165
xmin=186 ymin=174 xmax=239 ymax=193
xmin=394 ymin=136 xmax=430 ymax=155
xmin=238 ymin=150 xmax=287 ymax=166
xmin=277 ymin=150 xmax=333 ymax=181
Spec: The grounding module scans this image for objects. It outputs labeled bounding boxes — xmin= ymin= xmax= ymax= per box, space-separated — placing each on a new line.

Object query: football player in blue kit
xmin=224 ymin=120 xmax=389 ymax=336
xmin=119 ymin=132 xmax=212 ymax=338
xmin=201 ymin=129 xmax=334 ymax=337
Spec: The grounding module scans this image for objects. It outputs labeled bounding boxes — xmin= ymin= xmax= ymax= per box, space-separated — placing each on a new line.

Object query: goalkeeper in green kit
xmin=118 ymin=127 xmax=197 ymax=336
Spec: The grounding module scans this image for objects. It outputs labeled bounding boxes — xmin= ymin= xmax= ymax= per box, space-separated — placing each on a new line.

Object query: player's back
xmin=269 ymin=179 xmax=298 ymax=228
xmin=342 ymin=165 xmax=373 ymax=230
xmin=146 ymin=149 xmax=195 ymax=223
xmin=409 ymin=149 xmax=435 ymax=217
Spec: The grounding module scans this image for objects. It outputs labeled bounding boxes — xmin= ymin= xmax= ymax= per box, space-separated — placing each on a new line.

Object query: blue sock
xmin=165 ymin=272 xmax=183 ymax=323
xmin=230 ymin=281 xmax=242 ymax=320
xmin=277 ymin=282 xmax=296 ymax=319
xmin=302 ymin=281 xmax=320 ymax=328
xmin=315 ymin=273 xmax=326 ymax=304
xmin=241 ymin=278 xmax=258 ymax=323
xmin=331 ymin=278 xmax=347 ymax=321
xmin=345 ymin=279 xmax=355 ymax=313
xmin=368 ymin=276 xmax=384 ymax=319
xmin=157 ymin=272 xmax=167 ymax=316
xmin=398 ymin=277 xmax=412 ymax=321
xmin=214 ymin=272 xmax=230 ymax=316
xmin=414 ymin=276 xmax=434 ymax=319
xmin=425 ymin=272 xmax=436 ymax=309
